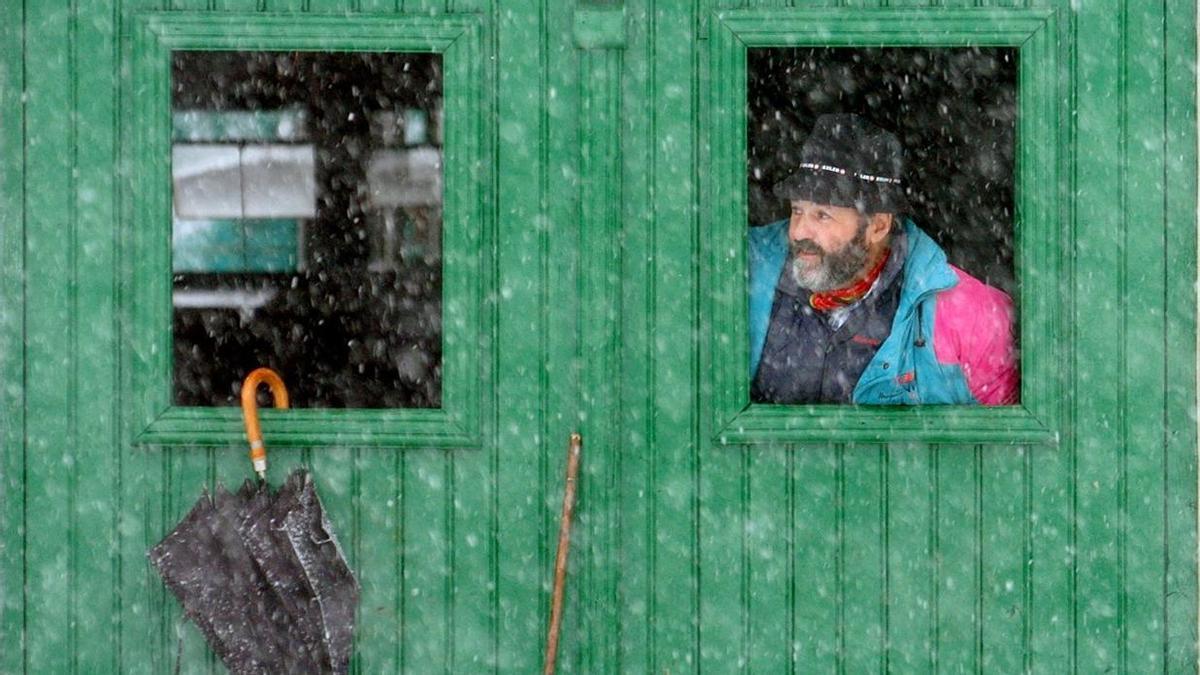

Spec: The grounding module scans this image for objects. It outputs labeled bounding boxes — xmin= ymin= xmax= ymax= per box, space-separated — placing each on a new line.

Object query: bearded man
xmin=748 ymin=113 xmax=1018 ymax=405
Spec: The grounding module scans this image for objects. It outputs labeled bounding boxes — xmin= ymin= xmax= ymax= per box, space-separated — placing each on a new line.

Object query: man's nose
xmin=789 ymin=213 xmax=814 ymax=242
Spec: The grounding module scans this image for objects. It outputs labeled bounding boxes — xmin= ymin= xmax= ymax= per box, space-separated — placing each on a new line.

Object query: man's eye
xmin=816 ymin=211 xmax=830 ymax=220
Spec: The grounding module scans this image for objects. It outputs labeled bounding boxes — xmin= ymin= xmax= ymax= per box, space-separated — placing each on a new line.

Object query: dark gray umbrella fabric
xmin=148 ymin=469 xmax=359 ymax=674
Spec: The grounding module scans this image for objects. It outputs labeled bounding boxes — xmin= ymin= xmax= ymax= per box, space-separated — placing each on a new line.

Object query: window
xmin=127 ymin=13 xmax=484 ymax=447
xmin=746 ymin=47 xmax=1020 ymax=407
xmin=170 ymin=51 xmax=444 ymax=409
xmin=706 ymin=8 xmax=1061 ymax=443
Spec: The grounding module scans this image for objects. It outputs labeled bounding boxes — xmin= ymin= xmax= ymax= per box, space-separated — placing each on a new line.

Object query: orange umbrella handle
xmin=241 ymin=368 xmax=289 ymax=481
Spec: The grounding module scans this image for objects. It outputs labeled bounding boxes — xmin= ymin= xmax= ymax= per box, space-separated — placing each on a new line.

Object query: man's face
xmin=787 ymin=200 xmax=889 ymax=291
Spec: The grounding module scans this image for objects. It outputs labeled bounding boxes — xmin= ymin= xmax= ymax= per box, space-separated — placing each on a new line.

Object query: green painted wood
xmin=22 ymin=3 xmax=77 ymax=672
xmin=264 ymin=0 xmax=306 ymax=11
xmin=358 ymin=0 xmax=398 ymax=12
xmin=1121 ymin=1 xmax=1170 ymax=670
xmin=7 ymin=1 xmax=1200 ymax=672
xmin=698 ymin=446 xmax=746 ymax=672
xmin=746 ymin=447 xmax=791 ymax=673
xmin=1164 ymin=0 xmax=1200 ymax=669
xmin=307 ymin=0 xmax=355 ymax=11
xmin=706 ymin=8 xmax=1061 ymax=448
xmin=1027 ymin=444 xmax=1072 ymax=672
xmin=73 ymin=0 xmax=121 ymax=671
xmin=1072 ymin=0 xmax=1124 ymax=671
xmin=124 ymin=12 xmax=484 ymax=450
xmin=352 ymin=447 xmax=402 ymax=673
xmin=400 ymin=450 xmax=451 ymax=670
xmin=402 ymin=0 xmax=446 ymax=16
xmin=0 ymin=1 xmax=25 ymax=672
xmin=644 ymin=0 xmax=700 ymax=670
xmin=979 ymin=445 xmax=1028 ymax=672
xmin=885 ymin=442 xmax=934 ymax=673
xmin=792 ymin=446 xmax=839 ymax=670
xmin=492 ymin=0 xmax=556 ymax=671
xmin=450 ymin=446 xmax=495 ymax=672
xmin=934 ymin=446 xmax=981 ymax=672
xmin=840 ymin=445 xmax=886 ymax=673
xmin=616 ymin=1 xmax=653 ymax=672
xmin=171 ymin=0 xmax=213 ymax=10
xmin=213 ymin=0 xmax=263 ymax=10
xmin=575 ymin=42 xmax=624 ymax=674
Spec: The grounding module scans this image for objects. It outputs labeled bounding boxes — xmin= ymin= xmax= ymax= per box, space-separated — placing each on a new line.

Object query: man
xmin=749 ymin=113 xmax=1018 ymax=405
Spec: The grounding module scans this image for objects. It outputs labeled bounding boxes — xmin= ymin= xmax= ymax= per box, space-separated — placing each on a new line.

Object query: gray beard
xmin=790 ymin=233 xmax=871 ymax=292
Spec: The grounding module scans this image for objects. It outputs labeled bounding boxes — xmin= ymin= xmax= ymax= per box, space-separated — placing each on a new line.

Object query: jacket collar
xmin=896 ymin=218 xmax=958 ymax=311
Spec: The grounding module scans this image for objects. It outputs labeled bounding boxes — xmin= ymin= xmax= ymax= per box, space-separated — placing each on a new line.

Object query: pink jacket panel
xmin=933 ymin=266 xmax=1020 ymax=406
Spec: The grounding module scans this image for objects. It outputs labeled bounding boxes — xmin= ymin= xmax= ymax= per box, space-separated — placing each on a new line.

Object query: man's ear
xmin=865 ymin=212 xmax=894 ymax=247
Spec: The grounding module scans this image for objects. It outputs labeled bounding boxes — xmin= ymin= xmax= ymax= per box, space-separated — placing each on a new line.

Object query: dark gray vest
xmin=750 ymin=246 xmax=904 ymax=405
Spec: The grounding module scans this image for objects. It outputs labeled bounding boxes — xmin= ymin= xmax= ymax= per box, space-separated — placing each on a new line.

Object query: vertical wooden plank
xmin=263 ymin=0 xmax=307 ymax=11
xmin=649 ymin=0 xmax=700 ymax=670
xmin=450 ymin=447 xmax=494 ymax=672
xmin=0 ymin=0 xmax=25 ymax=671
xmin=170 ymin=0 xmax=213 ymax=9
xmin=22 ymin=2 xmax=74 ymax=671
xmin=1073 ymin=0 xmax=1123 ymax=670
xmin=358 ymin=0 xmax=398 ymax=12
xmin=885 ymin=443 xmax=933 ymax=673
xmin=1028 ymin=444 xmax=1072 ymax=672
xmin=791 ymin=0 xmax=838 ymax=7
xmin=1121 ymin=1 xmax=1169 ymax=671
xmin=934 ymin=446 xmax=980 ymax=672
xmin=618 ymin=0 xmax=653 ymax=671
xmin=746 ymin=448 xmax=791 ymax=673
xmin=791 ymin=446 xmax=838 ymax=671
xmin=73 ymin=0 xmax=120 ymax=666
xmin=1164 ymin=0 xmax=1199 ymax=667
xmin=494 ymin=0 xmax=554 ymax=670
xmin=699 ymin=447 xmax=747 ymax=672
xmin=840 ymin=444 xmax=885 ymax=673
xmin=400 ymin=450 xmax=450 ymax=671
xmin=978 ymin=445 xmax=1027 ymax=672
xmin=307 ymin=0 xmax=356 ymax=12
xmin=165 ymin=449 xmax=220 ymax=675
xmin=212 ymin=0 xmax=263 ymax=10
xmin=402 ymin=0 xmax=446 ymax=16
xmin=353 ymin=448 xmax=402 ymax=673
xmin=576 ymin=39 xmax=624 ymax=672
xmin=116 ymin=3 xmax=172 ymax=655
xmin=545 ymin=1 xmax=580 ymax=671
xmin=699 ymin=4 xmax=747 ymax=674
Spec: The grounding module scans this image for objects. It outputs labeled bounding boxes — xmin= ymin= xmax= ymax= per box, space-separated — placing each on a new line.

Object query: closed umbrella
xmin=148 ymin=368 xmax=359 ymax=674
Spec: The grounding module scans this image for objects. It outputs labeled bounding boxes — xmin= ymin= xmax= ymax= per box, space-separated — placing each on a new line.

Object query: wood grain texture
xmin=0 ymin=1 xmax=25 ymax=672
xmin=7 ymin=1 xmax=1198 ymax=672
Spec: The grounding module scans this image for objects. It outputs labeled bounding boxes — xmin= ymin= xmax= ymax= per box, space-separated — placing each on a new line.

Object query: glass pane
xmin=171 ymin=51 xmax=443 ymax=408
xmin=746 ymin=47 xmax=1020 ymax=406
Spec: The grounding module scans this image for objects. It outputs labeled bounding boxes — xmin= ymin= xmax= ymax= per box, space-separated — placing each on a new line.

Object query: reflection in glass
xmin=171 ymin=51 xmax=443 ymax=408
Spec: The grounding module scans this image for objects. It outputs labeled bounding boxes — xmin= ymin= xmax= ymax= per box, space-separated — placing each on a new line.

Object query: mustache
xmin=790 ymin=239 xmax=825 ymax=256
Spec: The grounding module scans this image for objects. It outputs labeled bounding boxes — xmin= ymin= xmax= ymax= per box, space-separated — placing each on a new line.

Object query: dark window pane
xmin=171 ymin=51 xmax=443 ymax=408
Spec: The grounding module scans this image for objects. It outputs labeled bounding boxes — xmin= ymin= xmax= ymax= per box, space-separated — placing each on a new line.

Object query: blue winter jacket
xmin=748 ymin=219 xmax=984 ymax=405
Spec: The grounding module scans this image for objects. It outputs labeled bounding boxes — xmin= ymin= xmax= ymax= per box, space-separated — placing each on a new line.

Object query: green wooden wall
xmin=2 ymin=0 xmax=1197 ymax=673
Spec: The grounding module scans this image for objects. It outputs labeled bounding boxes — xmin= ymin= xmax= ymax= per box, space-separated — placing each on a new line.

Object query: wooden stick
xmin=543 ymin=432 xmax=583 ymax=675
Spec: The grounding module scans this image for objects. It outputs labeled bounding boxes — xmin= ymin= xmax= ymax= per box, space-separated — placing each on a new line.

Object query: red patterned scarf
xmin=809 ymin=248 xmax=891 ymax=312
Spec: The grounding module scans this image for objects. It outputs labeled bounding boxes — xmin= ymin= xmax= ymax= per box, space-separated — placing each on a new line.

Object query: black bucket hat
xmin=774 ymin=113 xmax=910 ymax=214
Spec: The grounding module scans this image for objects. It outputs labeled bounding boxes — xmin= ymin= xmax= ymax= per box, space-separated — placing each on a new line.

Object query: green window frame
xmin=705 ymin=8 xmax=1062 ymax=445
xmin=124 ymin=12 xmax=485 ymax=448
